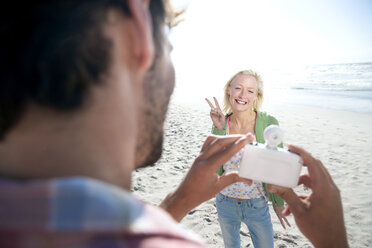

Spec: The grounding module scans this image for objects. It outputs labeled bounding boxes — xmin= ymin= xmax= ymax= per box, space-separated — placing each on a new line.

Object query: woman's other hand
xmin=205 ymin=97 xmax=225 ymax=129
xmin=273 ymin=205 xmax=291 ymax=229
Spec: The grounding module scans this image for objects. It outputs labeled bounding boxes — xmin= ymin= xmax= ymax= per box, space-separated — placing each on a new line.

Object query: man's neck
xmin=0 ymin=85 xmax=137 ymax=190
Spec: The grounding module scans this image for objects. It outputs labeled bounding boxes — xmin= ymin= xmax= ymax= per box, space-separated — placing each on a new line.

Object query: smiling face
xmin=228 ymin=74 xmax=258 ymax=113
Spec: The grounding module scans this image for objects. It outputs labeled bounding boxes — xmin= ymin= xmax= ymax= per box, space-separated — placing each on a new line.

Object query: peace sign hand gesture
xmin=205 ymin=97 xmax=225 ymax=130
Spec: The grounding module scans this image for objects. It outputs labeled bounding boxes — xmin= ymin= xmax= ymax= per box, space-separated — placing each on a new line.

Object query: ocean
xmin=172 ymin=62 xmax=372 ymax=114
xmin=263 ymin=62 xmax=372 ymax=114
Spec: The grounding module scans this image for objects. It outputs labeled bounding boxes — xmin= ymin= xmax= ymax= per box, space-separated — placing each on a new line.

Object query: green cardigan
xmin=212 ymin=111 xmax=284 ymax=206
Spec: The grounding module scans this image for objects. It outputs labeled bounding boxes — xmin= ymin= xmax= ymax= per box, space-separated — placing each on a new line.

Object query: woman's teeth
xmin=235 ymin=99 xmax=247 ymax=105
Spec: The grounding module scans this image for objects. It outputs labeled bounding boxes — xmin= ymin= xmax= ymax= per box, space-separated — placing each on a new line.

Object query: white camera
xmin=238 ymin=125 xmax=303 ymax=188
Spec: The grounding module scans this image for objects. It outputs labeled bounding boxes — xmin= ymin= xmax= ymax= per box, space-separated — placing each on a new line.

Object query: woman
xmin=205 ymin=70 xmax=290 ymax=248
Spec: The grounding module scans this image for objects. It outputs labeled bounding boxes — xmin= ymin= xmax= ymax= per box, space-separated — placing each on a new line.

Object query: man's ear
xmin=127 ymin=0 xmax=154 ymax=70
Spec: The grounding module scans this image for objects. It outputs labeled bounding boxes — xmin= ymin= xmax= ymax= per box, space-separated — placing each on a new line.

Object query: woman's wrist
xmin=213 ymin=124 xmax=225 ymax=130
xmin=212 ymin=125 xmax=226 ymax=135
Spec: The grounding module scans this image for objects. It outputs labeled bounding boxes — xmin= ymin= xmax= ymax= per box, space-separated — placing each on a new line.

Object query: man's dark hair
xmin=0 ymin=0 xmax=170 ymax=140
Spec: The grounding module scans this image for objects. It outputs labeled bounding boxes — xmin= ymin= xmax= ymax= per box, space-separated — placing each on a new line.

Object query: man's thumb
xmin=218 ymin=172 xmax=240 ymax=190
xmin=268 ymin=185 xmax=305 ymax=217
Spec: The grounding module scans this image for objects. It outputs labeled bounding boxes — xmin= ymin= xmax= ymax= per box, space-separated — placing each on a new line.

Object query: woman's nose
xmin=239 ymin=90 xmax=246 ymax=98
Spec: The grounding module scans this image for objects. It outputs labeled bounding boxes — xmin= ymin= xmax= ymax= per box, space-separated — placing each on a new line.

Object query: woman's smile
xmin=235 ymin=99 xmax=248 ymax=105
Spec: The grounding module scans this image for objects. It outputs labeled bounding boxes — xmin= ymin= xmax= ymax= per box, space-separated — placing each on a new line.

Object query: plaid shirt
xmin=0 ymin=177 xmax=206 ymax=248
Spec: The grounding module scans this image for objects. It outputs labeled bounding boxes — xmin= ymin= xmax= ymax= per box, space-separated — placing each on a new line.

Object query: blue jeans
xmin=216 ymin=193 xmax=274 ymax=248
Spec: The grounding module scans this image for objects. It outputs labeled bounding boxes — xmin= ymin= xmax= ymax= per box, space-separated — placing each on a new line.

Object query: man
xmin=0 ymin=1 xmax=348 ymax=247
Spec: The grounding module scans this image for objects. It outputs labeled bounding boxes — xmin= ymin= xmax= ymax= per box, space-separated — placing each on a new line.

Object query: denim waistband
xmin=217 ymin=192 xmax=267 ymax=206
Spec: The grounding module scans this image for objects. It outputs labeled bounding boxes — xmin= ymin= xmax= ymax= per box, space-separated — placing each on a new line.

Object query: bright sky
xmin=169 ymin=0 xmax=372 ymax=102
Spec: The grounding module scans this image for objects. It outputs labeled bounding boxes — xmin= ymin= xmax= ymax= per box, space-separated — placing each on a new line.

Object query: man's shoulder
xmin=117 ymin=231 xmax=207 ymax=247
xmin=0 ymin=177 xmax=207 ymax=247
xmin=0 ymin=177 xmax=143 ymax=229
xmin=0 ymin=230 xmax=207 ymax=248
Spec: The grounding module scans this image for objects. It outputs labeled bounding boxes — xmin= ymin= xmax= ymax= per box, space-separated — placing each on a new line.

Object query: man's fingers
xmin=217 ymin=172 xmax=252 ymax=192
xmin=200 ymin=134 xmax=253 ymax=161
xmin=200 ymin=135 xmax=242 ymax=158
xmin=205 ymin=98 xmax=215 ymax=109
xmin=216 ymin=172 xmax=238 ymax=191
xmin=283 ymin=205 xmax=291 ymax=216
xmin=219 ymin=172 xmax=252 ymax=188
xmin=245 ymin=133 xmax=255 ymax=143
xmin=200 ymin=136 xmax=218 ymax=153
xmin=298 ymin=174 xmax=312 ymax=189
xmin=268 ymin=185 xmax=306 ymax=218
xmin=204 ymin=135 xmax=252 ymax=171
xmin=236 ymin=176 xmax=253 ymax=186
xmin=290 ymin=144 xmax=339 ymax=195
xmin=288 ymin=145 xmax=330 ymax=190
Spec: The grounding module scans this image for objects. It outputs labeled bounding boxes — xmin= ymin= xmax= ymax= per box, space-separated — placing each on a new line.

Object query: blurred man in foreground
xmin=0 ymin=1 xmax=348 ymax=247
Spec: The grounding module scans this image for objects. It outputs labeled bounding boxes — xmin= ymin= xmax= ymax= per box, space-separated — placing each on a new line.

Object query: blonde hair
xmin=222 ymin=69 xmax=264 ymax=114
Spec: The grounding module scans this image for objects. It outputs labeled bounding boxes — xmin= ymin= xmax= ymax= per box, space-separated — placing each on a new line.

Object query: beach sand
xmin=132 ymin=99 xmax=372 ymax=247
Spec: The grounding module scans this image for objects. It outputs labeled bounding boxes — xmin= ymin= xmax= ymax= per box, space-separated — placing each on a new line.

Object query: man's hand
xmin=160 ymin=134 xmax=253 ymax=222
xmin=268 ymin=145 xmax=349 ymax=248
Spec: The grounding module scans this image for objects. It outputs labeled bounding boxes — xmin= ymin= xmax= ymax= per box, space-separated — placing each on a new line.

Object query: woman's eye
xmin=235 ymin=87 xmax=241 ymax=90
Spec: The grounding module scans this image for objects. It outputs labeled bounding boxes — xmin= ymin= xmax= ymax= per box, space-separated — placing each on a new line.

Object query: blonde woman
xmin=205 ymin=70 xmax=290 ymax=248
